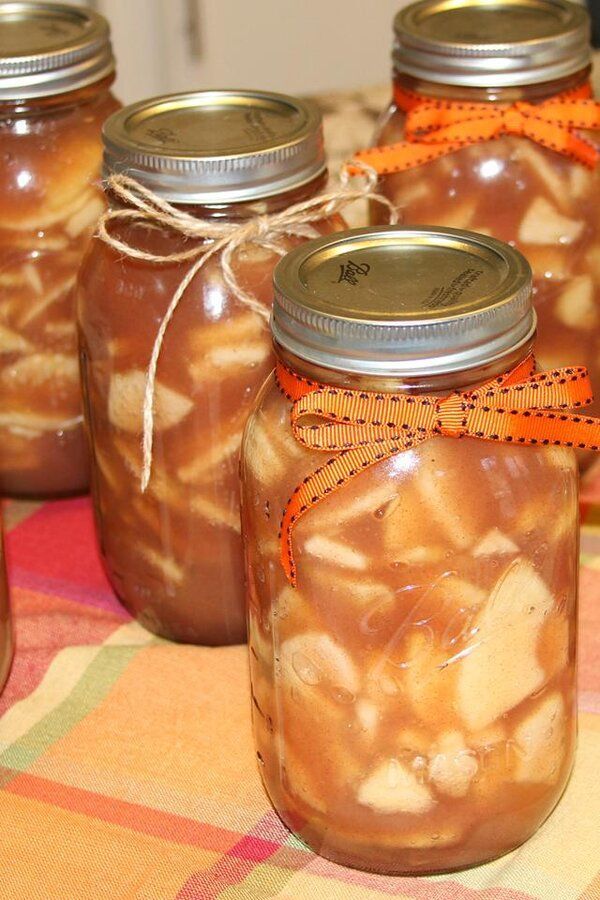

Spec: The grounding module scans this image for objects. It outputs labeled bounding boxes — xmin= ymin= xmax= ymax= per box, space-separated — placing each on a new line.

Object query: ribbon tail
xmin=474 ymin=363 xmax=593 ymax=412
xmin=523 ymin=120 xmax=599 ymax=168
xmin=280 ymin=439 xmax=418 ymax=586
xmin=564 ymin=132 xmax=599 ymax=169
xmin=508 ymin=410 xmax=600 ymax=450
xmin=466 ymin=408 xmax=600 ymax=450
xmin=536 ymin=97 xmax=600 ymax=134
xmin=348 ymin=140 xmax=462 ymax=176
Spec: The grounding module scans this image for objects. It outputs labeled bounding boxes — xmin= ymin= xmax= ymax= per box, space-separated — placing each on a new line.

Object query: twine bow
xmin=350 ymin=83 xmax=600 ymax=174
xmin=97 ymin=167 xmax=397 ymax=491
xmin=276 ymin=355 xmax=600 ymax=586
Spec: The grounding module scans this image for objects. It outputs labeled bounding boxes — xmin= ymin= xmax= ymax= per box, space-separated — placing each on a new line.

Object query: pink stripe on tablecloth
xmin=4 ymin=496 xmax=123 ymax=615
xmin=7 ymin=567 xmax=126 ymax=616
xmin=5 ymin=496 xmax=110 ymax=586
xmin=176 ymin=812 xmax=307 ymax=899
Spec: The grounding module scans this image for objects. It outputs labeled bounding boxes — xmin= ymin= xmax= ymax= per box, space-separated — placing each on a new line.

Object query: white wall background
xmin=40 ymin=0 xmax=592 ymax=104
xmin=53 ymin=0 xmax=408 ymax=103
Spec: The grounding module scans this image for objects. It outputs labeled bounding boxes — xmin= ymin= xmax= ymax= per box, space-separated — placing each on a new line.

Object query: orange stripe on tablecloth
xmin=4 ymin=772 xmax=281 ymax=859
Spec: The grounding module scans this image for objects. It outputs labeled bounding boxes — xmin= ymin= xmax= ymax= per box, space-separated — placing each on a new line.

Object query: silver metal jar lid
xmin=102 ymin=90 xmax=326 ymax=205
xmin=272 ymin=226 xmax=534 ymax=378
xmin=393 ymin=0 xmax=590 ymax=88
xmin=0 ymin=2 xmax=114 ymax=100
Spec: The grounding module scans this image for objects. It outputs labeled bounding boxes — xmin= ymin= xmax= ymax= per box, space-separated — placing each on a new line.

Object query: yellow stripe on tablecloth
xmin=0 ymin=621 xmax=153 ymax=752
xmin=582 ymin=553 xmax=600 ymax=571
xmin=272 ymin=874 xmax=415 ymax=900
xmin=104 ymin=620 xmax=158 ymax=647
xmin=0 ymin=645 xmax=102 ymax=753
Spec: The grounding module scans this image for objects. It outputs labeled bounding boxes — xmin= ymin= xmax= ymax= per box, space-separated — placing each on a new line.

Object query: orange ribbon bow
xmin=351 ymin=83 xmax=600 ymax=174
xmin=276 ymin=355 xmax=600 ymax=586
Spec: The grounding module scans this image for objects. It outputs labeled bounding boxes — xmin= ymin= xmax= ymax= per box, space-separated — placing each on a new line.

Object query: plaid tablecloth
xmin=0 ymin=486 xmax=599 ymax=900
xmin=3 ymin=76 xmax=600 ymax=900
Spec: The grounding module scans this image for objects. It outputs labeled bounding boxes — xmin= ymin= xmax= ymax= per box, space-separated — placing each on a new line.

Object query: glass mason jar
xmin=368 ymin=0 xmax=600 ymax=447
xmin=77 ymin=90 xmax=346 ymax=645
xmin=241 ymin=226 xmax=579 ymax=874
xmin=0 ymin=2 xmax=119 ymax=497
xmin=0 ymin=509 xmax=13 ymax=694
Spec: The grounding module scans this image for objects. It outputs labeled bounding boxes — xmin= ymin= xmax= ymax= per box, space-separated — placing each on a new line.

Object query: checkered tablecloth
xmin=0 ymin=487 xmax=599 ymax=900
xmin=2 ymin=77 xmax=600 ymax=898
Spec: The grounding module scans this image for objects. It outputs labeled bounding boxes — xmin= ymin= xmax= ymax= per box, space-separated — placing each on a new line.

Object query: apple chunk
xmin=518 ymin=197 xmax=584 ymax=245
xmin=513 ymin=692 xmax=567 ymax=784
xmin=456 ymin=558 xmax=554 ymax=730
xmin=108 ymin=369 xmax=193 ymax=433
xmin=357 ymin=759 xmax=435 ymax=814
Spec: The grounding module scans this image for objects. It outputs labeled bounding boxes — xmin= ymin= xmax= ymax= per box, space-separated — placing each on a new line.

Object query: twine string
xmin=96 ymin=164 xmax=398 ymax=490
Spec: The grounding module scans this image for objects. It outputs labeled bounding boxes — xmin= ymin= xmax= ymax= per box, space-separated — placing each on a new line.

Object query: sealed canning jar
xmin=361 ymin=0 xmax=600 ymax=432
xmin=241 ymin=226 xmax=583 ymax=874
xmin=0 ymin=510 xmax=13 ymax=693
xmin=0 ymin=2 xmax=119 ymax=497
xmin=77 ymin=90 xmax=347 ymax=644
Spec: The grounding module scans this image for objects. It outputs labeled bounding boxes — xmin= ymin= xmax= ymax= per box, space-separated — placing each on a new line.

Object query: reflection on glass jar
xmin=77 ymin=90 xmax=346 ymax=644
xmin=241 ymin=226 xmax=579 ymax=874
xmin=365 ymin=0 xmax=600 ymax=462
xmin=0 ymin=2 xmax=120 ymax=497
xmin=0 ymin=511 xmax=13 ymax=694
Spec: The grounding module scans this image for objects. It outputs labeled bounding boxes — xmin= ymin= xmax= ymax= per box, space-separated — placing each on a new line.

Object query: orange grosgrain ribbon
xmin=350 ymin=83 xmax=600 ymax=174
xmin=276 ymin=355 xmax=600 ymax=586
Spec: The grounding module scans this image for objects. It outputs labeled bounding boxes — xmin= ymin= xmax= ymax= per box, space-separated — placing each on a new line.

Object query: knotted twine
xmin=96 ymin=165 xmax=398 ymax=491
